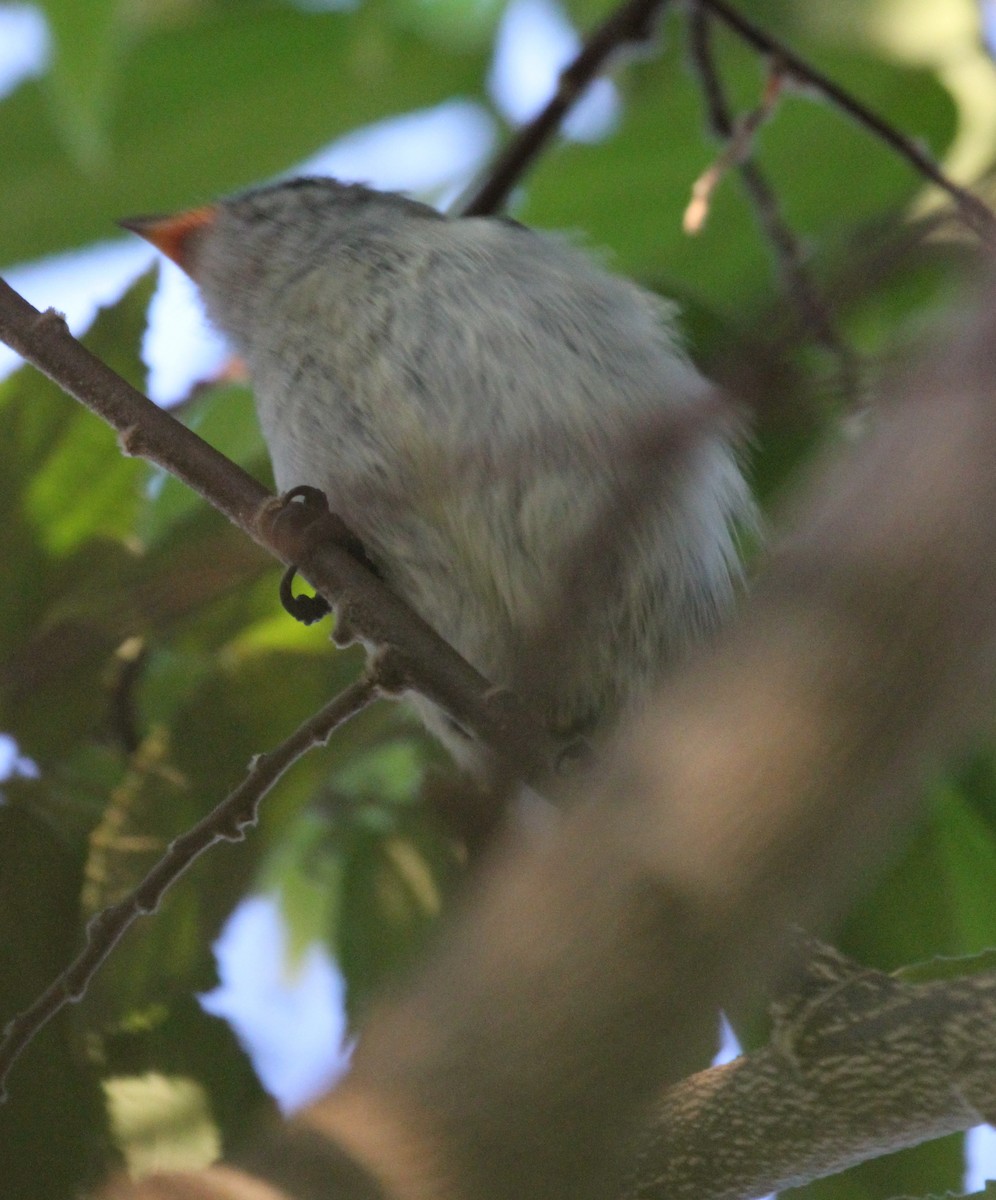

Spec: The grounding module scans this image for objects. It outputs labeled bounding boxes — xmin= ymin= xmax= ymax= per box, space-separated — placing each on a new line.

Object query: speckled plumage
xmin=177 ymin=177 xmax=753 ymax=769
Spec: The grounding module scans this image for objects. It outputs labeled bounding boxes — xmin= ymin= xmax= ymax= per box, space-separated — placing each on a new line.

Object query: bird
xmin=123 ymin=177 xmax=753 ymax=778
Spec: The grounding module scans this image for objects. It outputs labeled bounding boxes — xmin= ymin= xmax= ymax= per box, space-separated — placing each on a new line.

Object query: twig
xmin=683 ymin=45 xmax=785 ymax=235
xmin=686 ymin=4 xmax=860 ymax=401
xmin=459 ymin=0 xmax=674 ymax=216
xmin=0 ymin=279 xmax=553 ymax=780
xmin=695 ymin=0 xmax=996 ymax=243
xmin=0 ymin=674 xmax=379 ymax=1097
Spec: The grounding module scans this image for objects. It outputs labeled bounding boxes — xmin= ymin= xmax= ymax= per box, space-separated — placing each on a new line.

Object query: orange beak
xmin=118 ymin=204 xmax=217 ymax=274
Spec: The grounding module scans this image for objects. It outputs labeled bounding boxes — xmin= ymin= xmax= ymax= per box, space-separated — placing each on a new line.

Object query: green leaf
xmin=36 ymin=0 xmax=127 ymax=170
xmin=264 ymin=809 xmax=346 ymax=958
xmin=23 ymin=270 xmax=156 ymax=555
xmin=260 ymin=740 xmax=458 ymax=1015
xmin=100 ymin=993 xmax=272 ymax=1157
xmin=336 ymin=813 xmax=456 ymax=1017
xmin=103 ymin=1070 xmax=220 ymax=1176
xmin=895 ymin=947 xmax=996 ymax=985
xmin=333 ymin=739 xmax=431 ymax=807
xmin=135 ymin=381 xmax=270 ymax=547
xmin=842 ymin=781 xmax=996 ymax=971
xmin=389 ymin=0 xmax=507 ymax=48
xmin=0 ymin=799 xmax=113 ymax=1200
xmin=85 ymin=641 xmax=384 ymax=1018
xmin=0 ymin=272 xmax=155 ymax=761
xmin=787 ymin=1133 xmax=965 ymax=1200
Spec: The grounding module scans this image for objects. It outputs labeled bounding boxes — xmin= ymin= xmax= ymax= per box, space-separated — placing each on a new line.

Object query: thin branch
xmin=696 ymin=0 xmax=996 ymax=242
xmin=0 ymin=674 xmax=379 ymax=1098
xmin=685 ymin=5 xmax=860 ymax=401
xmin=626 ymin=944 xmax=996 ymax=1199
xmin=683 ymin=35 xmax=785 ymax=234
xmin=459 ymin=0 xmax=673 ymax=216
xmin=0 ymin=279 xmax=553 ymax=780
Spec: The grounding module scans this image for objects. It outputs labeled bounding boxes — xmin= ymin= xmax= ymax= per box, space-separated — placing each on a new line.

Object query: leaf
xmin=787 ymin=1133 xmax=965 ymax=1200
xmin=0 ymin=271 xmax=155 ymax=761
xmin=103 ymin=1071 xmax=220 ymax=1175
xmin=14 ymin=265 xmax=153 ymax=554
xmin=336 ymin=815 xmax=455 ymax=1018
xmin=135 ymin=382 xmax=270 ymax=548
xmin=388 ymin=0 xmax=507 ymax=48
xmin=332 ymin=738 xmax=431 ymax=807
xmin=260 ymin=740 xmax=458 ymax=1016
xmin=264 ymin=809 xmax=345 ymax=959
xmin=0 ymin=799 xmax=113 ymax=1200
xmin=100 ymin=995 xmax=272 ymax=1154
xmin=895 ymin=947 xmax=996 ymax=985
xmin=35 ymin=0 xmax=126 ymax=170
xmin=22 ymin=269 xmax=156 ymax=555
xmin=785 ymin=756 xmax=996 ymax=1200
xmin=83 ymin=642 xmax=383 ymax=1020
xmin=842 ymin=781 xmax=996 ymax=971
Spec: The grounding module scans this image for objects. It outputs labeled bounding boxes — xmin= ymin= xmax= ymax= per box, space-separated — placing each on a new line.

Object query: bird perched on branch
xmin=124 ymin=177 xmax=753 ymax=777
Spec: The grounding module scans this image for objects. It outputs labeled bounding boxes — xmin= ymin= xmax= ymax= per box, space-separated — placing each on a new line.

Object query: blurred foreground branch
xmin=103 ymin=273 xmax=996 ymax=1200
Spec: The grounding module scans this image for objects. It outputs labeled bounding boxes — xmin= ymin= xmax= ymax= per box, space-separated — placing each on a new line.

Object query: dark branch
xmin=0 ymin=675 xmax=379 ymax=1097
xmin=460 ymin=0 xmax=995 ymax=249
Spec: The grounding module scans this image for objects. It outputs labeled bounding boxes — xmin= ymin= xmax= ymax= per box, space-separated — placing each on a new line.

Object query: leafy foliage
xmin=1 ymin=0 xmax=995 ymax=1197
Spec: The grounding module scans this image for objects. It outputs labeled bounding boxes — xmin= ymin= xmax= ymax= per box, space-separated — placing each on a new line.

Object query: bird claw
xmin=259 ymin=486 xmax=371 ymax=626
xmin=278 ymin=564 xmax=332 ymax=625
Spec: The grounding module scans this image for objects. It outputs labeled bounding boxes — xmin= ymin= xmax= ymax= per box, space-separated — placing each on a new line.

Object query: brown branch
xmin=0 ymin=674 xmax=379 ymax=1098
xmin=0 ymin=278 xmax=553 ymax=780
xmin=626 ymin=942 xmax=996 ymax=1199
xmin=683 ymin=39 xmax=785 ymax=234
xmin=459 ymin=0 xmax=673 ymax=217
xmin=696 ymin=0 xmax=996 ymax=243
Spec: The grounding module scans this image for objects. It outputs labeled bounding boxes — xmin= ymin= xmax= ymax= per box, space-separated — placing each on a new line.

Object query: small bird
xmin=124 ymin=177 xmax=753 ymax=775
